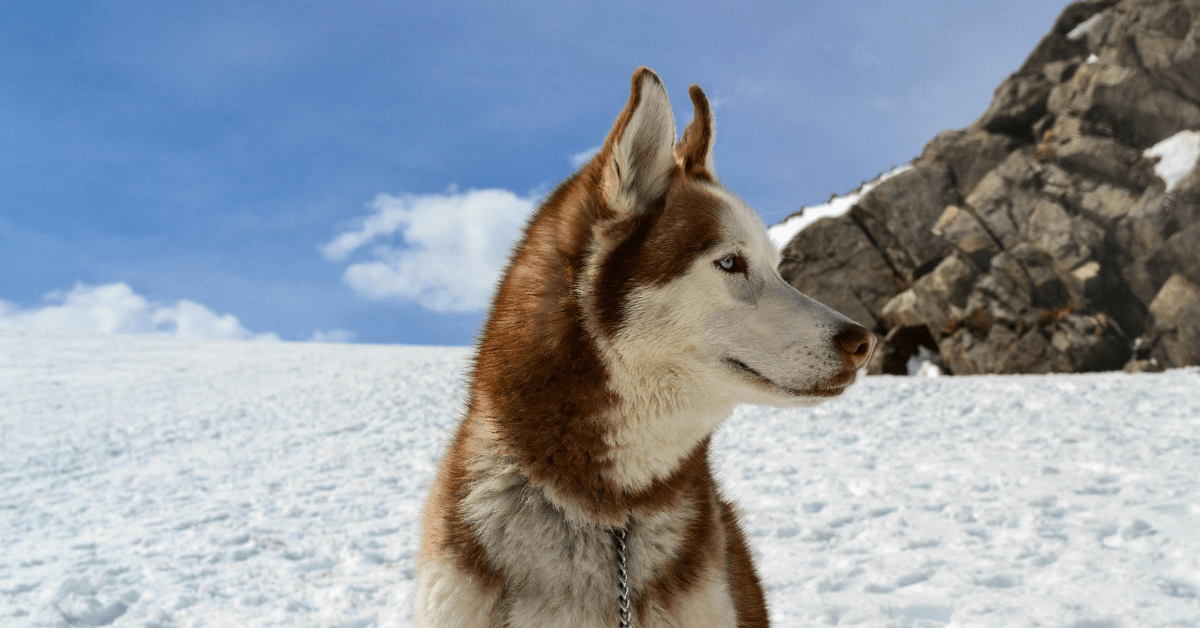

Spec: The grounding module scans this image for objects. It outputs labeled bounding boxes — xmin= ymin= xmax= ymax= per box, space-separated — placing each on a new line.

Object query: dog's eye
xmin=715 ymin=253 xmax=746 ymax=274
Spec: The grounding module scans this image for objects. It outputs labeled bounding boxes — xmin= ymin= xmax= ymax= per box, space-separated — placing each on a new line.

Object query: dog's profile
xmin=415 ymin=67 xmax=875 ymax=628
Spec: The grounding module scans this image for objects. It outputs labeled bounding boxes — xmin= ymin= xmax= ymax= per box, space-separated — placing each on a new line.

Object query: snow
xmin=768 ymin=165 xmax=913 ymax=250
xmin=905 ymin=346 xmax=943 ymax=378
xmin=1067 ymin=13 xmax=1103 ymax=41
xmin=3 ymin=328 xmax=1199 ymax=627
xmin=1145 ymin=130 xmax=1200 ymax=194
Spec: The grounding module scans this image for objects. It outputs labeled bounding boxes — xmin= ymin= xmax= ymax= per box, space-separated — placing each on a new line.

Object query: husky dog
xmin=415 ymin=67 xmax=875 ymax=628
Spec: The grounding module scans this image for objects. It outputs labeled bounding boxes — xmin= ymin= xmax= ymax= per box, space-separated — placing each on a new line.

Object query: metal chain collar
xmin=612 ymin=527 xmax=631 ymax=628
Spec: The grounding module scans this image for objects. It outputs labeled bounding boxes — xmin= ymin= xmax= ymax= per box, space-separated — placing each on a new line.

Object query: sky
xmin=0 ymin=0 xmax=1070 ymax=346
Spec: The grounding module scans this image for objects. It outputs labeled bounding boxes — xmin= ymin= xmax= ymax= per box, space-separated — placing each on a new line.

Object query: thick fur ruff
xmin=415 ymin=68 xmax=876 ymax=628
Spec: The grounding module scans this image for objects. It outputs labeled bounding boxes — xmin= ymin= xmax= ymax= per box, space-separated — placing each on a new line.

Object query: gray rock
xmin=779 ymin=216 xmax=903 ymax=331
xmin=931 ymin=205 xmax=1000 ymax=269
xmin=881 ymin=254 xmax=979 ymax=338
xmin=1069 ymin=261 xmax=1104 ymax=304
xmin=924 ymin=130 xmax=1018 ymax=197
xmin=774 ymin=0 xmax=1200 ymax=374
xmin=1114 ymin=192 xmax=1173 ymax=263
xmin=963 ymin=150 xmax=1045 ymax=249
xmin=975 ymin=74 xmax=1054 ymax=141
xmin=942 ymin=324 xmax=1062 ymax=375
xmin=1073 ymin=180 xmax=1141 ymax=228
xmin=1148 ymin=274 xmax=1200 ymax=367
xmin=997 ymin=327 xmax=1056 ymax=374
xmin=1124 ymin=358 xmax=1165 ymax=373
xmin=1163 ymin=224 xmax=1200 ymax=287
xmin=1025 ymin=197 xmax=1105 ymax=271
xmin=938 ymin=328 xmax=981 ymax=375
xmin=1038 ymin=116 xmax=1156 ymax=189
xmin=1122 ymin=252 xmax=1174 ymax=306
xmin=1047 ymin=61 xmax=1200 ymax=149
xmin=1046 ymin=313 xmax=1130 ymax=372
xmin=1036 ymin=158 xmax=1136 ymax=221
xmin=1106 ymin=0 xmax=1200 ymax=103
xmin=852 ymin=160 xmax=959 ymax=282
xmin=1014 ymin=1 xmax=1113 ymax=76
xmin=1042 ymin=59 xmax=1081 ymax=84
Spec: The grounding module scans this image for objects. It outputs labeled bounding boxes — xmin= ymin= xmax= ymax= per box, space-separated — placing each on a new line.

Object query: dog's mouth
xmin=723 ymin=358 xmax=852 ymax=398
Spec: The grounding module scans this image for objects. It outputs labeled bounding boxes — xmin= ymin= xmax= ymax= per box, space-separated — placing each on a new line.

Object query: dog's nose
xmin=834 ymin=324 xmax=876 ymax=369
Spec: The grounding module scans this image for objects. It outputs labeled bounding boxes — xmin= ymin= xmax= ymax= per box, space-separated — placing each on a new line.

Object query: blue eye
xmin=715 ymin=254 xmax=745 ymax=274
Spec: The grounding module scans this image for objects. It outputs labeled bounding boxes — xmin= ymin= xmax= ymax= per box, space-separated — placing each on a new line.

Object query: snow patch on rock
xmin=768 ymin=165 xmax=913 ymax=250
xmin=1144 ymin=130 xmax=1200 ymax=193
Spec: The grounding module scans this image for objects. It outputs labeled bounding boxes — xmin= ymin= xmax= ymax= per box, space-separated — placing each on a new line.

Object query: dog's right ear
xmin=675 ymin=84 xmax=715 ymax=178
xmin=599 ymin=67 xmax=676 ymax=215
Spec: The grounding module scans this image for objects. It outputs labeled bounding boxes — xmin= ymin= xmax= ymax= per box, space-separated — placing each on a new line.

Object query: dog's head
xmin=473 ymin=67 xmax=878 ymax=505
xmin=577 ymin=68 xmax=876 ymax=410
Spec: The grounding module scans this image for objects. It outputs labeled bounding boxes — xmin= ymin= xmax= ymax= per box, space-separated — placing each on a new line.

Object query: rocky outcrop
xmin=777 ymin=0 xmax=1200 ymax=375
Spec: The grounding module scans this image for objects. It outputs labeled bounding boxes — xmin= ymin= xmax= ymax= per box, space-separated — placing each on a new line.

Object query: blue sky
xmin=0 ymin=0 xmax=1067 ymax=346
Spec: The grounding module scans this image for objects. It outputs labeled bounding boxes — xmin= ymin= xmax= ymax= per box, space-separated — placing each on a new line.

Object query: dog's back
xmin=416 ymin=68 xmax=874 ymax=628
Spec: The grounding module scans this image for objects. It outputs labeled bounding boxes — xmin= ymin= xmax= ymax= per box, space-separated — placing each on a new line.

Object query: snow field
xmin=2 ymin=330 xmax=468 ymax=627
xmin=721 ymin=373 xmax=1200 ymax=626
xmin=1 ymin=328 xmax=1198 ymax=627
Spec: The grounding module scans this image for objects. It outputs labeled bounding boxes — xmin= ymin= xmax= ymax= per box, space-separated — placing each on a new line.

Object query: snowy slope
xmin=767 ymin=166 xmax=912 ymax=251
xmin=2 ymin=329 xmax=1199 ymax=627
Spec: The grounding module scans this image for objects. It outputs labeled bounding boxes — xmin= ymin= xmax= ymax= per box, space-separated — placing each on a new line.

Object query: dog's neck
xmin=600 ymin=386 xmax=731 ymax=494
xmin=470 ymin=377 xmax=726 ymax=528
xmin=469 ymin=190 xmax=732 ymax=526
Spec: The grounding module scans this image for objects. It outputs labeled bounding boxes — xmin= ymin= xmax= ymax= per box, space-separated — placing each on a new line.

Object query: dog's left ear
xmin=600 ymin=67 xmax=677 ymax=214
xmin=675 ymin=85 xmax=715 ymax=177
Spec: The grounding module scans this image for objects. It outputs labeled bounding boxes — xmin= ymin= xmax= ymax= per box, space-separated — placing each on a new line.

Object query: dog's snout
xmin=834 ymin=324 xmax=876 ymax=369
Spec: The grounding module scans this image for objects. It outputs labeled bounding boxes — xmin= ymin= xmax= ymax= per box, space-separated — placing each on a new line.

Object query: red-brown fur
xmin=420 ymin=68 xmax=770 ymax=627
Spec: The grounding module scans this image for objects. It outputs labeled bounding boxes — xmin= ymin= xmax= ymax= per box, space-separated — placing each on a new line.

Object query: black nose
xmin=834 ymin=324 xmax=876 ymax=369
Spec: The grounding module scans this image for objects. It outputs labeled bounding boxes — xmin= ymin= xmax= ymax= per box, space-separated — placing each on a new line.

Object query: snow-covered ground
xmin=2 ymin=328 xmax=1198 ymax=627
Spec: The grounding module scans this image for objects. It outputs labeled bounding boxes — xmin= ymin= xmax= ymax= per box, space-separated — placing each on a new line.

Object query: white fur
xmin=414 ymin=556 xmax=502 ymax=628
xmin=601 ymin=182 xmax=859 ymax=492
xmin=607 ymin=72 xmax=677 ymax=215
xmin=415 ymin=69 xmax=873 ymax=628
xmin=421 ymin=430 xmax=731 ymax=628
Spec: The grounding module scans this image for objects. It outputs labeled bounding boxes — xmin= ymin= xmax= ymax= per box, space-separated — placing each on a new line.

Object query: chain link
xmin=612 ymin=527 xmax=631 ymax=628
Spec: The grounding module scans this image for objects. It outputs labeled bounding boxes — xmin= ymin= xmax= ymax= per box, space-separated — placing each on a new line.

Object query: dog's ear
xmin=600 ymin=67 xmax=676 ymax=214
xmin=675 ymin=85 xmax=715 ymax=177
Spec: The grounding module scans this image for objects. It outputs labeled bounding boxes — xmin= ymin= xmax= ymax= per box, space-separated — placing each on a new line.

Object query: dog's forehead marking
xmin=701 ymin=183 xmax=778 ymax=266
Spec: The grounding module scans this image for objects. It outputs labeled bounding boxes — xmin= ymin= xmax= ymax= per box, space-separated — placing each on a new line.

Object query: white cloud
xmin=568 ymin=146 xmax=601 ymax=169
xmin=0 ymin=282 xmax=279 ymax=341
xmin=322 ymin=187 xmax=538 ymax=313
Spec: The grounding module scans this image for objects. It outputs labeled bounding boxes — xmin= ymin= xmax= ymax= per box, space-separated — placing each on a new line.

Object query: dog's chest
xmin=463 ymin=468 xmax=734 ymax=627
xmin=464 ymin=471 xmax=626 ymax=625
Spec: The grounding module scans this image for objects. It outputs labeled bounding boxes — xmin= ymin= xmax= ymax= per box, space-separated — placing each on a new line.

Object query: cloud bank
xmin=0 ymin=282 xmax=280 ymax=341
xmin=323 ymin=187 xmax=538 ymax=313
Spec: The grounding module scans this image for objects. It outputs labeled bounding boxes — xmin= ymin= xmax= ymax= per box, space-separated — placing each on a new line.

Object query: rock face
xmin=778 ymin=0 xmax=1200 ymax=375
